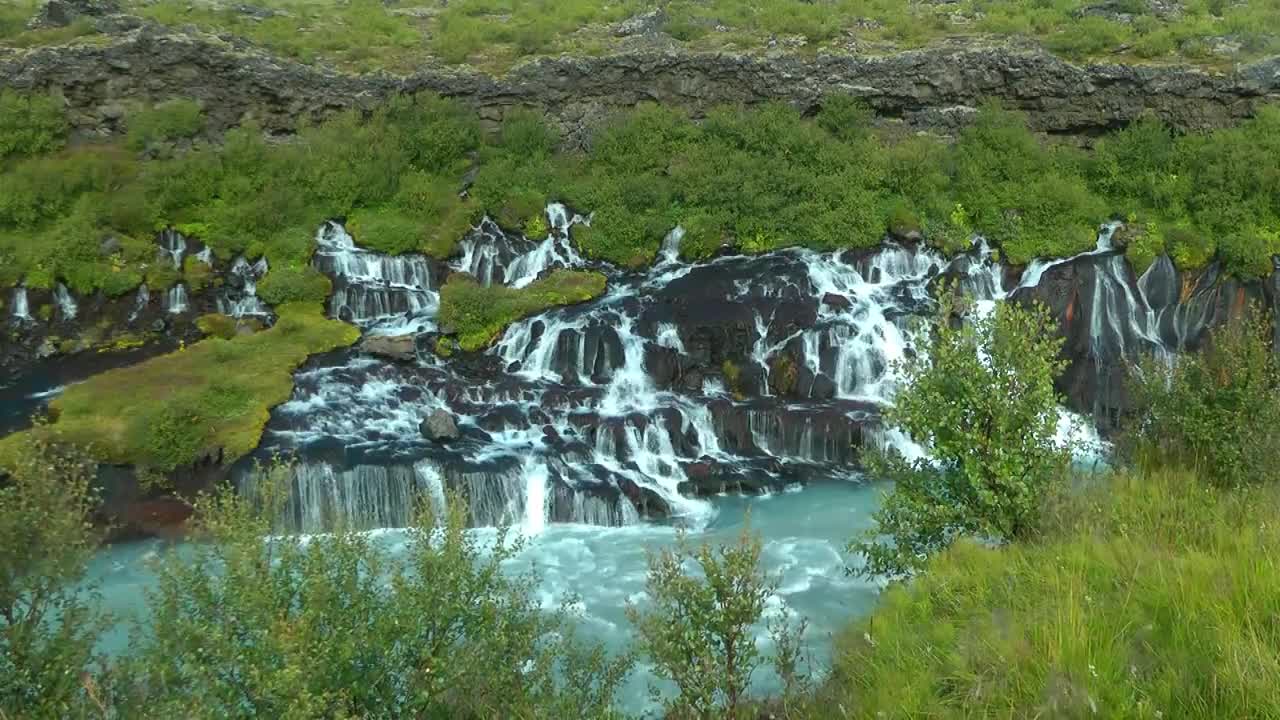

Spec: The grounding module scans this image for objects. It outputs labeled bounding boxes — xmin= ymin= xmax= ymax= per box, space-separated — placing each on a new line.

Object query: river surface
xmin=86 ymin=481 xmax=882 ymax=712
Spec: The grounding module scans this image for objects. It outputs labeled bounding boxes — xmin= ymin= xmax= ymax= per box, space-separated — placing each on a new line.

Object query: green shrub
xmin=126 ymin=98 xmax=205 ymax=151
xmin=0 ymin=90 xmax=67 ymax=161
xmin=438 ymin=269 xmax=606 ymax=351
xmin=196 ymin=312 xmax=239 ymax=339
xmin=0 ymin=436 xmax=105 ymax=718
xmin=257 ymin=265 xmax=333 ymax=305
xmin=1127 ymin=307 xmax=1280 ymax=487
xmin=852 ymin=291 xmax=1070 ymax=579
xmin=628 ymin=523 xmax=809 ymax=719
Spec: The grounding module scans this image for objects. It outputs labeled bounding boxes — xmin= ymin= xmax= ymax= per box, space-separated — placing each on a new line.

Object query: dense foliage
xmin=817 ymin=467 xmax=1280 ymax=719
xmin=1127 ymin=307 xmax=1280 ymax=486
xmin=4 ymin=91 xmax=1278 ymax=317
xmin=0 ymin=303 xmax=358 ymax=474
xmin=851 ymin=292 xmax=1071 ymax=579
xmin=122 ymin=472 xmax=632 ymax=719
xmin=59 ymin=0 xmax=1280 ymax=72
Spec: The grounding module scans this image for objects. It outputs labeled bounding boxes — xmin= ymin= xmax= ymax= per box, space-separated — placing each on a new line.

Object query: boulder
xmin=614 ymin=8 xmax=665 ymax=37
xmin=821 ymin=292 xmax=853 ymax=310
xmin=29 ymin=0 xmax=119 ymax=29
xmin=420 ymin=409 xmax=460 ymax=443
xmin=361 ymin=333 xmax=417 ymax=362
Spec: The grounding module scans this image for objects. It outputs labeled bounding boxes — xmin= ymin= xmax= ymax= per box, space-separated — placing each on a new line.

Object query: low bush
xmin=1127 ymin=307 xmax=1280 ymax=487
xmin=256 ymin=264 xmax=333 ymax=305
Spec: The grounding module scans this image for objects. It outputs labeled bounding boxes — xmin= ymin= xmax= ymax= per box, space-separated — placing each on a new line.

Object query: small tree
xmin=0 ymin=435 xmax=107 ymax=719
xmin=1127 ymin=306 xmax=1280 ymax=486
xmin=852 ymin=292 xmax=1071 ymax=579
xmin=628 ymin=522 xmax=808 ymax=720
xmin=127 ymin=461 xmax=630 ymax=719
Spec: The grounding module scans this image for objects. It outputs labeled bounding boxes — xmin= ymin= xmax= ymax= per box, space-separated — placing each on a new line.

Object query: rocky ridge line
xmin=1 ymin=21 xmax=1279 ymax=145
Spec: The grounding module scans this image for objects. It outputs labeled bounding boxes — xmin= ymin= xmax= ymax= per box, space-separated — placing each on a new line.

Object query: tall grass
xmin=814 ymin=468 xmax=1280 ymax=719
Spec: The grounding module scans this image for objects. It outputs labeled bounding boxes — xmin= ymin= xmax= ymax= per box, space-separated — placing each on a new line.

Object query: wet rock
xmin=360 ymin=333 xmax=417 ymax=362
xmin=99 ymin=236 xmax=123 ymax=256
xmin=810 ymin=373 xmax=837 ymax=400
xmin=420 ymin=409 xmax=460 ymax=442
xmin=821 ymin=293 xmax=853 ymax=310
xmin=149 ymin=318 xmax=166 ymax=333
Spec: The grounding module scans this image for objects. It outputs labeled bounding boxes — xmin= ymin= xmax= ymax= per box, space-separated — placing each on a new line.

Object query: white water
xmin=10 ymin=285 xmax=30 ymax=322
xmin=216 ymin=257 xmax=270 ymax=318
xmin=54 ymin=283 xmax=77 ymax=321
xmin=163 ymin=284 xmax=189 ymax=315
xmin=127 ymin=284 xmax=150 ymax=323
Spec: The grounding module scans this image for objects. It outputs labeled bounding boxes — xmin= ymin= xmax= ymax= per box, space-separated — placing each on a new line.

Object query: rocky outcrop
xmin=2 ymin=23 xmax=1278 ymax=146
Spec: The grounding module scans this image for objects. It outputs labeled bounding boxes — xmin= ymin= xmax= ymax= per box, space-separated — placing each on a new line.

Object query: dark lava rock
xmin=420 ymin=409 xmax=460 ymax=443
xmin=821 ymin=292 xmax=853 ymax=310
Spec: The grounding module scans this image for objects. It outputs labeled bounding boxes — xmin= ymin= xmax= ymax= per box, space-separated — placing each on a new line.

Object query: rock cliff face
xmin=2 ymin=22 xmax=1278 ymax=145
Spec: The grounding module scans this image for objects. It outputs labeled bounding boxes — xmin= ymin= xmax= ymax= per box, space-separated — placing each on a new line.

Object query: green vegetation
xmin=438 ymin=269 xmax=607 ymax=351
xmin=817 ymin=467 xmax=1280 ymax=719
xmin=101 ymin=0 xmax=1280 ymax=73
xmin=125 ymin=473 xmax=632 ymax=719
xmin=0 ymin=304 xmax=357 ymax=473
xmin=1128 ymin=306 xmax=1280 ymax=486
xmin=629 ymin=523 xmax=809 ymax=719
xmin=0 ymin=90 xmax=67 ymax=162
xmin=125 ymin=98 xmax=205 ymax=152
xmin=853 ymin=292 xmax=1070 ymax=578
xmin=0 ymin=437 xmax=104 ymax=718
xmin=2 ymin=90 xmax=1278 ymax=304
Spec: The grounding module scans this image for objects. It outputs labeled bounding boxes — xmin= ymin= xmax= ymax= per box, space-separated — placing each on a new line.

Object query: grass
xmin=814 ymin=467 xmax=1280 ymax=718
xmin=0 ymin=303 xmax=358 ymax=472
xmin=438 ymin=269 xmax=607 ymax=351
xmin=72 ymin=0 xmax=1273 ymax=73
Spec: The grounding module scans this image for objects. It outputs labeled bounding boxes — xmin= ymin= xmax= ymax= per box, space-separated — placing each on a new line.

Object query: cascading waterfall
xmin=314 ymin=222 xmax=438 ymax=334
xmin=54 ymin=283 xmax=77 ymax=321
xmin=159 ymin=229 xmax=187 ymax=269
xmin=10 ymin=286 xmax=31 ymax=323
xmin=128 ymin=285 xmax=150 ymax=323
xmin=216 ymin=257 xmax=270 ymax=318
xmin=163 ymin=284 xmax=189 ymax=315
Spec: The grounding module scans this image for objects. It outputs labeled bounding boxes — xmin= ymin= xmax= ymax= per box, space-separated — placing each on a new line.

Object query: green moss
xmin=438 ymin=269 xmax=607 ymax=352
xmin=721 ymin=359 xmax=743 ymax=399
xmin=434 ymin=336 xmax=455 ymax=358
xmin=256 ymin=265 xmax=332 ymax=305
xmin=182 ymin=254 xmax=213 ymax=293
xmin=196 ymin=313 xmax=239 ymax=340
xmin=2 ymin=304 xmax=357 ymax=472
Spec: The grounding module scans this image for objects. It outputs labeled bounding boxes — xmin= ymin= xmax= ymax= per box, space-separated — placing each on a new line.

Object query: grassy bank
xmin=814 ymin=467 xmax=1280 ymax=718
xmin=0 ymin=303 xmax=358 ymax=473
xmin=439 ymin=269 xmax=608 ymax=351
xmin=17 ymin=0 xmax=1266 ymax=73
xmin=3 ymin=91 xmax=1278 ymax=299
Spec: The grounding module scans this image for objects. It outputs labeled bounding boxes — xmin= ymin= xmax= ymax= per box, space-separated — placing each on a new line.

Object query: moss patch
xmin=0 ymin=304 xmax=357 ymax=472
xmin=438 ymin=270 xmax=606 ymax=351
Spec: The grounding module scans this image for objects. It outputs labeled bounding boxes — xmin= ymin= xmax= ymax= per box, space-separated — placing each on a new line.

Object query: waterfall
xmin=159 ymin=229 xmax=187 ymax=269
xmin=10 ymin=286 xmax=31 ymax=322
xmin=53 ymin=283 xmax=77 ymax=321
xmin=314 ymin=222 xmax=438 ymax=334
xmin=216 ymin=257 xmax=270 ymax=318
xmin=128 ymin=285 xmax=150 ymax=323
xmin=164 ymin=284 xmax=189 ymax=315
xmin=452 ymin=204 xmax=588 ymax=289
